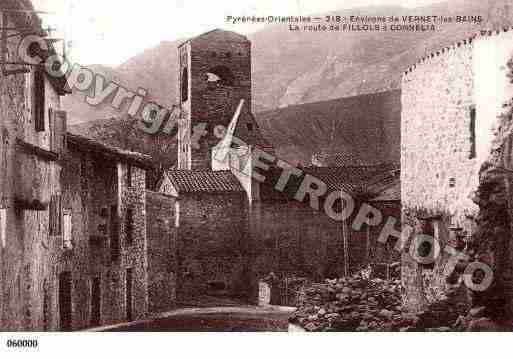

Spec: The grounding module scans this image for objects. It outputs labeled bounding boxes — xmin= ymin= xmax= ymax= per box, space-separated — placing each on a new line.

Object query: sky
xmin=31 ymin=0 xmax=446 ymax=66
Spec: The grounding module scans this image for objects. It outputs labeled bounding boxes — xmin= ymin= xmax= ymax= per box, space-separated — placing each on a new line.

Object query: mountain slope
xmin=63 ymin=0 xmax=513 ymax=125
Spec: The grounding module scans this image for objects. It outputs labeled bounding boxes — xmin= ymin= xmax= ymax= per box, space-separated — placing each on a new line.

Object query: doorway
xmin=90 ymin=277 xmax=101 ymax=326
xmin=126 ymin=268 xmax=133 ymax=321
xmin=58 ymin=272 xmax=72 ymax=331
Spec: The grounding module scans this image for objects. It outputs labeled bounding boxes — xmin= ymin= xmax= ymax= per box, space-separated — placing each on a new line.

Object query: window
xmin=0 ymin=207 xmax=6 ymax=249
xmin=126 ymin=208 xmax=134 ymax=244
xmin=49 ymin=195 xmax=62 ymax=236
xmin=63 ymin=210 xmax=72 ymax=249
xmin=34 ymin=67 xmax=46 ymax=132
xmin=246 ymin=123 xmax=254 ymax=131
xmin=181 ymin=67 xmax=188 ymax=102
xmin=469 ymin=106 xmax=476 ymax=159
xmin=206 ymin=65 xmax=235 ymax=87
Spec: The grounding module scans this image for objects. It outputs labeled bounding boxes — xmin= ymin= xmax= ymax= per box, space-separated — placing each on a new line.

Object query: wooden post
xmin=342 ymin=218 xmax=350 ymax=277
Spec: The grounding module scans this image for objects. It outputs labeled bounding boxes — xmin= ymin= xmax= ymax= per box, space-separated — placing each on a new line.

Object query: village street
xmin=91 ymin=306 xmax=297 ymax=332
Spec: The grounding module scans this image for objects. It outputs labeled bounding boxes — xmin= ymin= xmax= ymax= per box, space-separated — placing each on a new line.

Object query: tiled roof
xmin=311 ymin=152 xmax=366 ymax=167
xmin=302 ymin=162 xmax=399 ymax=195
xmin=166 ymin=170 xmax=244 ymax=194
xmin=67 ymin=133 xmax=153 ymax=169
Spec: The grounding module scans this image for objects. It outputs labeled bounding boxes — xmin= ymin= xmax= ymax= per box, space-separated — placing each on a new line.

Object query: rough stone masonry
xmin=401 ymin=28 xmax=513 ymax=318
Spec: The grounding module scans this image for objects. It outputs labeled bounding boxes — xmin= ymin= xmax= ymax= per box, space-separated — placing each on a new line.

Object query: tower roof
xmin=179 ymin=28 xmax=249 ymax=48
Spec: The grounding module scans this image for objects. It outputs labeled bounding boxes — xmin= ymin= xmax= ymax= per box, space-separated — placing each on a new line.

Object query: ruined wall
xmin=176 ymin=191 xmax=250 ymax=300
xmin=146 ymin=191 xmax=177 ymax=313
xmin=469 ymin=32 xmax=513 ymax=320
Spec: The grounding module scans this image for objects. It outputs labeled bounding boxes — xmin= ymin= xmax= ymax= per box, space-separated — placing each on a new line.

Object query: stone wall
xmin=402 ymin=41 xmax=477 ymax=222
xmin=401 ymin=39 xmax=477 ymax=311
xmin=175 ymin=191 xmax=251 ymax=300
xmin=401 ymin=30 xmax=513 ymax=312
xmin=250 ymin=198 xmax=401 ymax=291
xmin=54 ymin=147 xmax=148 ymax=330
xmin=146 ymin=191 xmax=177 ymax=313
xmin=252 ymin=201 xmax=342 ymax=282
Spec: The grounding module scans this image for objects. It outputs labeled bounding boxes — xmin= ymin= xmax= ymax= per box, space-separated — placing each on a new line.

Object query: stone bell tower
xmin=177 ymin=29 xmax=252 ymax=170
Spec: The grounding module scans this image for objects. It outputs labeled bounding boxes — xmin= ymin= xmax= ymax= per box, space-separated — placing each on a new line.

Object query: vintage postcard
xmin=0 ymin=0 xmax=512 ymax=356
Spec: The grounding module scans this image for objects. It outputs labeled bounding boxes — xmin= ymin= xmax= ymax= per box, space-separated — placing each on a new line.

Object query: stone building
xmin=0 ymin=0 xmax=70 ymax=330
xmin=401 ymin=28 xmax=513 ymax=315
xmin=0 ymin=0 xmax=153 ymax=330
xmin=57 ymin=134 xmax=151 ymax=330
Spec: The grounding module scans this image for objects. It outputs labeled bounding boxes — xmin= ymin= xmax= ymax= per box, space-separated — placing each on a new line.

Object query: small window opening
xmin=469 ymin=106 xmax=476 ymax=159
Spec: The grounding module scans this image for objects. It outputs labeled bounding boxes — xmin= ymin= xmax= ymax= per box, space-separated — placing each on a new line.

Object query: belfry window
xmin=206 ymin=65 xmax=235 ymax=87
xmin=181 ymin=67 xmax=188 ymax=102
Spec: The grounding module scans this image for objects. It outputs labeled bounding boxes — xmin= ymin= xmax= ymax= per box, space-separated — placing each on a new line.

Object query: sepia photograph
xmin=1 ymin=0 xmax=513 ymax=356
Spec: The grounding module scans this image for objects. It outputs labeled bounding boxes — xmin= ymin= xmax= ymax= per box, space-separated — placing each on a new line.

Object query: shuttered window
xmin=49 ymin=195 xmax=62 ymax=236
xmin=63 ymin=210 xmax=72 ymax=249
xmin=0 ymin=207 xmax=6 ymax=248
xmin=34 ymin=68 xmax=46 ymax=132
